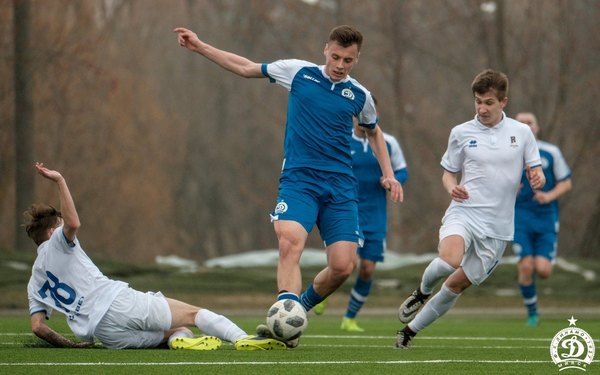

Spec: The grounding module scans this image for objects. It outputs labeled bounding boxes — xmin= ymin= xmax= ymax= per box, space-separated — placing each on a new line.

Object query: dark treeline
xmin=1 ymin=0 xmax=598 ymax=261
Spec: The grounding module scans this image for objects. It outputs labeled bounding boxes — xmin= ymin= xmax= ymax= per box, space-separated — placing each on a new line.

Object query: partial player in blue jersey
xmin=513 ymin=112 xmax=572 ymax=327
xmin=174 ymin=25 xmax=403 ymax=347
xmin=315 ymin=114 xmax=409 ymax=332
xmin=25 ymin=163 xmax=285 ymax=351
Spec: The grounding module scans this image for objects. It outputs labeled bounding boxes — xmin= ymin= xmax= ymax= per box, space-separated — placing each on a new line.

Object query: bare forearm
xmin=34 ymin=325 xmax=90 ymax=348
xmin=366 ymin=128 xmax=394 ymax=178
xmin=56 ymin=177 xmax=80 ymax=240
xmin=442 ymin=171 xmax=459 ymax=194
xmin=549 ymin=179 xmax=572 ymax=201
xmin=197 ymin=43 xmax=262 ymax=77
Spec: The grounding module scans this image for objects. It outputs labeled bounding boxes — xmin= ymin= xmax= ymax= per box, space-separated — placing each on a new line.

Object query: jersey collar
xmin=474 ymin=111 xmax=507 ymax=130
xmin=319 ymin=65 xmax=350 ymax=84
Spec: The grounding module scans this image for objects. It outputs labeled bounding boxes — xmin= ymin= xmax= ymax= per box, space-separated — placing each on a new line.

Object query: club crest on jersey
xmin=341 ymin=88 xmax=355 ymax=100
xmin=274 ymin=201 xmax=288 ymax=214
xmin=541 ymin=156 xmax=550 ymax=169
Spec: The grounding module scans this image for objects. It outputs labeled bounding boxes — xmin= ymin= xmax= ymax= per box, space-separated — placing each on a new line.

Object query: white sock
xmin=167 ymin=328 xmax=193 ymax=349
xmin=195 ymin=309 xmax=247 ymax=343
xmin=420 ymin=257 xmax=456 ymax=294
xmin=409 ymin=284 xmax=460 ymax=333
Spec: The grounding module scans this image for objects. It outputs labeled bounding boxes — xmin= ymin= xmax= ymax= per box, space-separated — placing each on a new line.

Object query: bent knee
xmin=537 ymin=268 xmax=553 ymax=279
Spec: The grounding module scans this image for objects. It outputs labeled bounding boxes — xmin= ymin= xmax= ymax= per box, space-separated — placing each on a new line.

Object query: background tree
xmin=12 ymin=0 xmax=34 ymax=252
xmin=1 ymin=0 xmax=598 ymax=262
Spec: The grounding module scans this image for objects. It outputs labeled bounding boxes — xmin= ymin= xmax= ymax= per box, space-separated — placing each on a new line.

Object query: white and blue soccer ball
xmin=266 ymin=299 xmax=308 ymax=341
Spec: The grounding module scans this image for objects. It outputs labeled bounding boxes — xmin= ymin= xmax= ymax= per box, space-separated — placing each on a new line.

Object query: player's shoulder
xmin=345 ymin=75 xmax=370 ymax=94
xmin=382 ymin=132 xmax=400 ymax=145
xmin=269 ymin=58 xmax=316 ymax=67
xmin=265 ymin=59 xmax=318 ymax=75
xmin=449 ymin=119 xmax=475 ymax=135
xmin=537 ymin=139 xmax=561 ymax=153
xmin=505 ymin=117 xmax=531 ymax=132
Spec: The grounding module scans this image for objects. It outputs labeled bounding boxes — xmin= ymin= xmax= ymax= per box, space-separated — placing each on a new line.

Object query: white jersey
xmin=440 ymin=113 xmax=541 ymax=240
xmin=27 ymin=226 xmax=128 ymax=341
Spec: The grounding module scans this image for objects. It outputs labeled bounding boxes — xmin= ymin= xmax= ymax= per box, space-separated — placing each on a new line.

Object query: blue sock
xmin=345 ymin=277 xmax=372 ymax=318
xmin=299 ymin=284 xmax=324 ymax=312
xmin=277 ymin=291 xmax=300 ymax=302
xmin=519 ymin=283 xmax=537 ymax=317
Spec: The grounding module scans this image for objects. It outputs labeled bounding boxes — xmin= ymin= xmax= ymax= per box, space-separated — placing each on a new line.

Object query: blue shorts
xmin=358 ymin=236 xmax=385 ymax=263
xmin=270 ymin=168 xmax=362 ymax=247
xmin=513 ymin=228 xmax=557 ymax=261
xmin=513 ymin=209 xmax=558 ymax=261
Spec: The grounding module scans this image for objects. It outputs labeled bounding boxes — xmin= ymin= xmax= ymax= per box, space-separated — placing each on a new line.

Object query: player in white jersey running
xmin=25 ymin=162 xmax=286 ymax=350
xmin=394 ymin=69 xmax=545 ymax=349
xmin=513 ymin=112 xmax=572 ymax=327
xmin=174 ymin=25 xmax=402 ymax=347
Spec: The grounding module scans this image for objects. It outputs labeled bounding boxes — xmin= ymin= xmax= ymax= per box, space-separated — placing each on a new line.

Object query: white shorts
xmin=94 ymin=288 xmax=172 ymax=349
xmin=439 ymin=216 xmax=508 ymax=286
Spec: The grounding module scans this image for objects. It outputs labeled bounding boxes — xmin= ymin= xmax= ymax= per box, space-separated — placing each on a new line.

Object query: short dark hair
xmin=471 ymin=69 xmax=509 ymax=100
xmin=328 ymin=25 xmax=363 ymax=51
xmin=23 ymin=203 xmax=62 ymax=245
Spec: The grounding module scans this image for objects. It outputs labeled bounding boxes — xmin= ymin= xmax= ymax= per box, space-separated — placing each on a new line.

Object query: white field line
xmin=1 ymin=359 xmax=598 ymax=367
xmin=2 ymin=333 xmax=599 ymax=342
xmin=1 ymin=333 xmax=598 ymax=367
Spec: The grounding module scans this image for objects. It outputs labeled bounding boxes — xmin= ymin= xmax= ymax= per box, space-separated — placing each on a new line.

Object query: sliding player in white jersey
xmin=174 ymin=25 xmax=402 ymax=347
xmin=513 ymin=112 xmax=572 ymax=327
xmin=26 ymin=163 xmax=286 ymax=350
xmin=395 ymin=69 xmax=545 ymax=349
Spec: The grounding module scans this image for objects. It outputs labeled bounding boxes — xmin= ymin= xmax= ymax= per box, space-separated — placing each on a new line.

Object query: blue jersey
xmin=261 ymin=60 xmax=377 ymax=175
xmin=515 ymin=140 xmax=572 ymax=228
xmin=351 ymin=132 xmax=408 ymax=238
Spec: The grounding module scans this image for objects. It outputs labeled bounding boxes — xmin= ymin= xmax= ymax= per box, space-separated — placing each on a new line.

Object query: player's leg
xmin=412 ymin=269 xmax=470 ymax=329
xmin=396 ymin=231 xmax=506 ymax=349
xmin=94 ymin=289 xmax=218 ymax=350
xmin=270 ymin=169 xmax=318 ymax=298
xmin=167 ymin=298 xmax=286 ymax=350
xmin=274 ymin=220 xmax=309 ymax=296
xmin=517 ymin=255 xmax=538 ymax=326
xmin=341 ymin=238 xmax=381 ymax=332
xmin=398 ymin=228 xmax=463 ymax=324
xmin=300 ymin=175 xmax=360 ymax=312
xmin=168 ymin=298 xmax=244 ymax=341
xmin=514 ymin=226 xmax=539 ymax=326
xmin=396 ymin=269 xmax=469 ymax=349
xmin=524 ymin=231 xmax=556 ymax=326
xmin=167 ymin=327 xmax=222 ymax=351
xmin=534 ymin=230 xmax=556 ymax=280
xmin=302 ymin=240 xmax=357 ymax=312
xmin=534 ymin=256 xmax=553 ymax=279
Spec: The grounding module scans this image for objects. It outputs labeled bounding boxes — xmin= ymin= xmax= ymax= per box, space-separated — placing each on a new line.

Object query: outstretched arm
xmin=364 ymin=125 xmax=403 ymax=202
xmin=35 ymin=162 xmax=80 ymax=243
xmin=173 ymin=27 xmax=263 ymax=78
xmin=31 ymin=312 xmax=93 ymax=348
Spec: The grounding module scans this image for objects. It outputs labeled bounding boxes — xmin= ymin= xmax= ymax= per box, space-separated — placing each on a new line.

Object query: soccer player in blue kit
xmin=174 ymin=25 xmax=402 ymax=346
xmin=513 ymin=112 xmax=572 ymax=327
xmin=315 ymin=113 xmax=409 ymax=332
xmin=394 ymin=70 xmax=545 ymax=349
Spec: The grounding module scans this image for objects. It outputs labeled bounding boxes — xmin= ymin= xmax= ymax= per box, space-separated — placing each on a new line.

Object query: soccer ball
xmin=266 ymin=299 xmax=308 ymax=341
